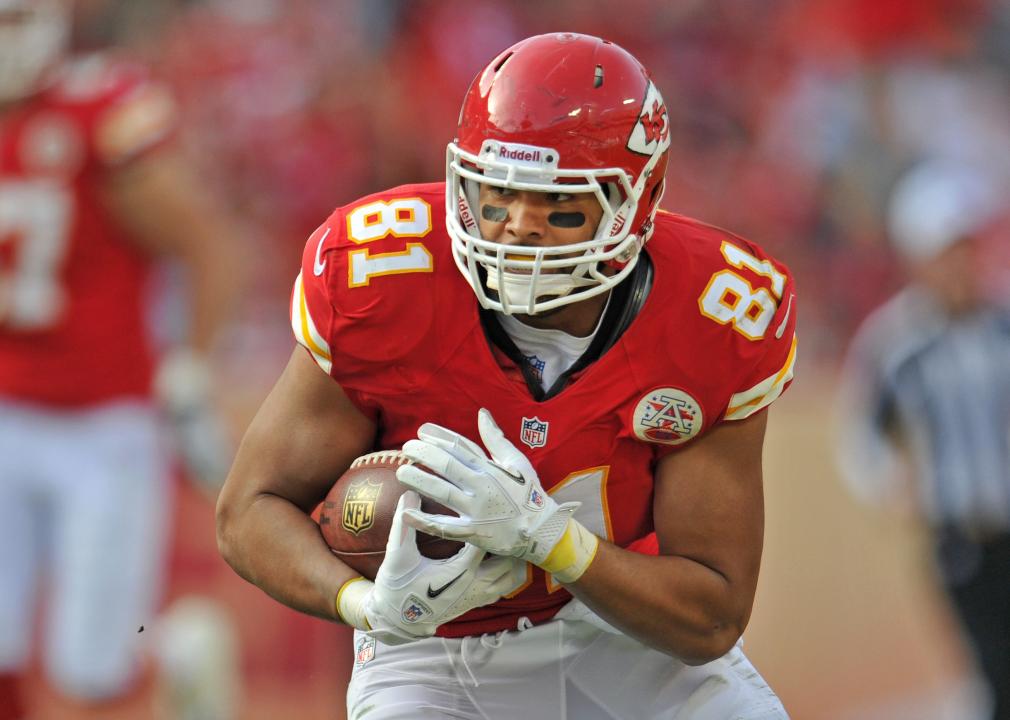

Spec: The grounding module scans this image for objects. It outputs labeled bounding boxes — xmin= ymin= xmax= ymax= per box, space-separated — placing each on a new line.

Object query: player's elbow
xmin=214 ymin=487 xmax=242 ymax=568
xmin=665 ymin=600 xmax=748 ymax=665
xmin=676 ymin=622 xmax=744 ymax=666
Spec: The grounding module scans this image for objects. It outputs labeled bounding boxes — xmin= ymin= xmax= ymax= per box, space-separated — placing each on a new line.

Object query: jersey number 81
xmin=698 ymin=241 xmax=785 ymax=340
xmin=346 ymin=198 xmax=434 ymax=287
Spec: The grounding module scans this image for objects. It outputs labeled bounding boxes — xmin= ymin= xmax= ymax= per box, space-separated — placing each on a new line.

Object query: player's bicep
xmin=99 ymin=149 xmax=218 ymax=256
xmin=653 ymin=411 xmax=767 ymax=616
xmin=221 ymin=347 xmax=376 ymax=514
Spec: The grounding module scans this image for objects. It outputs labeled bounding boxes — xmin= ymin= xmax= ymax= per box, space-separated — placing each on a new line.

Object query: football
xmin=316 ymin=450 xmax=463 ymax=580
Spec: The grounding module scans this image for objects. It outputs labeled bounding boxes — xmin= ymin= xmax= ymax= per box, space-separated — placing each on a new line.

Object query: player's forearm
xmin=564 ymin=540 xmax=751 ymax=665
xmin=216 ymin=489 xmax=358 ymax=622
xmin=177 ymin=229 xmax=240 ymax=354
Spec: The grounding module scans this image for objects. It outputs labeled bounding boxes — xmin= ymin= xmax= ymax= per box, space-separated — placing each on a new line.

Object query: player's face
xmin=475 ymin=183 xmax=611 ymax=335
xmin=476 ymin=184 xmax=604 ymax=255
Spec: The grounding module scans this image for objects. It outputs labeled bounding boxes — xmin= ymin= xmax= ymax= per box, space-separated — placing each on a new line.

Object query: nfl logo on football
xmin=342 ymin=479 xmax=383 ymax=535
xmin=520 ymin=416 xmax=549 ymax=449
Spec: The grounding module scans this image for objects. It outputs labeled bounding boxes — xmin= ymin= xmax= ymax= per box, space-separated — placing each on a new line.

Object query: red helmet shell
xmin=455 ymin=32 xmax=670 ymax=240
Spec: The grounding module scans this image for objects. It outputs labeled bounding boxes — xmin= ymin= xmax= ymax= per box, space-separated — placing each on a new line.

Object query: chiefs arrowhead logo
xmin=626 ymin=81 xmax=670 ymax=156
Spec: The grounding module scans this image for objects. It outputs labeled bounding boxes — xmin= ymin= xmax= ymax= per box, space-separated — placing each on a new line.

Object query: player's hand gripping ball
xmin=396 ymin=409 xmax=600 ymax=585
xmin=316 ymin=450 xmax=463 ymax=580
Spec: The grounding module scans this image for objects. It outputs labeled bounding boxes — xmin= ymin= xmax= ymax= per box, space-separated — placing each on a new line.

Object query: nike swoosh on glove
xmin=336 ymin=490 xmax=527 ymax=646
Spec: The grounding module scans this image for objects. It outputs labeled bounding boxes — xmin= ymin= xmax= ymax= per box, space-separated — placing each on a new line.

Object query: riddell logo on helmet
xmin=608 ymin=212 xmax=627 ymax=236
xmin=480 ymin=141 xmax=559 ymax=168
xmin=457 ymin=196 xmax=476 ymax=230
xmin=500 ymin=146 xmax=542 ymax=162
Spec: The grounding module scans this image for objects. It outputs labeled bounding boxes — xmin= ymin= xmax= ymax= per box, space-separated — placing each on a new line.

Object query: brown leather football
xmin=316 ymin=450 xmax=463 ymax=580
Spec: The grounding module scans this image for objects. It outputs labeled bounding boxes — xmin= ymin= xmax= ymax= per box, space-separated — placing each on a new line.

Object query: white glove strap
xmin=335 ymin=577 xmax=373 ymax=631
xmin=539 ymin=518 xmax=599 ymax=585
xmin=523 ymin=502 xmax=578 ymax=566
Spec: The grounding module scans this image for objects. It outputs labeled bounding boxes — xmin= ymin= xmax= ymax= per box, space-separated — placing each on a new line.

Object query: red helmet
xmin=446 ymin=32 xmax=670 ymax=314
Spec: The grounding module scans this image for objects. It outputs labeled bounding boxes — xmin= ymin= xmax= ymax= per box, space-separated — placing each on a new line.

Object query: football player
xmin=0 ymin=1 xmax=241 ymax=717
xmin=218 ymin=32 xmax=796 ymax=719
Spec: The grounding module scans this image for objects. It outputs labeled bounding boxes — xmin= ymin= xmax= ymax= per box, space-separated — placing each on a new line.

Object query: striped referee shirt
xmin=836 ymin=287 xmax=1010 ymax=533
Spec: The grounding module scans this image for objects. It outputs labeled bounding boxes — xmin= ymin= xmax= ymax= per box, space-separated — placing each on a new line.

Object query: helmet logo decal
xmin=632 ymin=387 xmax=703 ymax=445
xmin=641 ymin=100 xmax=668 ymax=144
xmin=626 ymin=82 xmax=670 ymax=156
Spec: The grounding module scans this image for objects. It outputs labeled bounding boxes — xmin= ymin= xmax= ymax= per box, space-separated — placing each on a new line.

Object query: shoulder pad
xmin=292 ymin=184 xmax=453 ymax=371
xmin=50 ymin=54 xmax=177 ymax=166
xmin=650 ymin=212 xmax=798 ymax=422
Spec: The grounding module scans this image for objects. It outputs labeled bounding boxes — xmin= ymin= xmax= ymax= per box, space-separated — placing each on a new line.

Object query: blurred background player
xmin=0 ymin=0 xmax=241 ymax=717
xmin=836 ymin=160 xmax=1010 ymax=720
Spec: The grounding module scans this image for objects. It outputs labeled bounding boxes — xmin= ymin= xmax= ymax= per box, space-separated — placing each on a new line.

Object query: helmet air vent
xmin=493 ymin=51 xmax=514 ymax=74
xmin=593 ymin=64 xmax=604 ymax=88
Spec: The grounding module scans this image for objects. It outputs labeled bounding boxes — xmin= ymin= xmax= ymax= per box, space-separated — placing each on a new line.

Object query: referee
xmin=836 ymin=159 xmax=1010 ymax=720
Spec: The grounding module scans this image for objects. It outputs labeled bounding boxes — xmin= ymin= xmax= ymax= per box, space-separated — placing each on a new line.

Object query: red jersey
xmin=0 ymin=54 xmax=177 ymax=406
xmin=292 ymin=182 xmax=797 ymax=637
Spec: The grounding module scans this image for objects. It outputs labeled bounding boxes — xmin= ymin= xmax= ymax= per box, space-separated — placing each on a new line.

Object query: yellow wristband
xmin=540 ymin=518 xmax=599 ymax=585
xmin=335 ymin=576 xmax=373 ymax=631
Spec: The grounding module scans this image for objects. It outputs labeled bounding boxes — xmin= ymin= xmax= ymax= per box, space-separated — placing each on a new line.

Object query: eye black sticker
xmin=548 ymin=212 xmax=586 ymax=228
xmin=481 ymin=204 xmax=509 ymax=222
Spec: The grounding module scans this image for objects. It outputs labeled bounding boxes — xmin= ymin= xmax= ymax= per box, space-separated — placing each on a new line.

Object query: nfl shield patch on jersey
xmin=354 ymin=635 xmax=375 ymax=668
xmin=520 ymin=416 xmax=549 ymax=449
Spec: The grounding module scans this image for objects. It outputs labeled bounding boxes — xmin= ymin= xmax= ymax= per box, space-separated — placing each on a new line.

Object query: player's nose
xmin=504 ymin=194 xmax=549 ymax=245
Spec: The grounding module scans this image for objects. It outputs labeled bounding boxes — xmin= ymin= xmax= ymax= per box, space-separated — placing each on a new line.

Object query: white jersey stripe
xmin=725 ymin=334 xmax=797 ymax=421
xmin=291 ymin=272 xmax=333 ymax=373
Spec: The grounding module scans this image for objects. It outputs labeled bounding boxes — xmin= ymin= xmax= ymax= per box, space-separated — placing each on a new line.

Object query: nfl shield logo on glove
xmin=401 ymin=595 xmax=433 ymax=624
xmin=520 ymin=416 xmax=549 ymax=449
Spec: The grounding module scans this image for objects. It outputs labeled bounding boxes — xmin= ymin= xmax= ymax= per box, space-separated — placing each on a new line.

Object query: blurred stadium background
xmin=22 ymin=0 xmax=1010 ymax=717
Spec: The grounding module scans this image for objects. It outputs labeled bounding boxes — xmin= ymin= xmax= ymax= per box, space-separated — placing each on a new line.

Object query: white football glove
xmin=154 ymin=349 xmax=234 ymax=498
xmin=336 ymin=490 xmax=526 ymax=646
xmin=396 ymin=409 xmax=600 ymax=584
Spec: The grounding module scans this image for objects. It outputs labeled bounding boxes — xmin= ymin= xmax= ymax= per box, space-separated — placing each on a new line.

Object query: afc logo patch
xmin=520 ymin=416 xmax=549 ymax=449
xmin=342 ymin=479 xmax=383 ymax=535
xmin=632 ymin=388 xmax=703 ymax=445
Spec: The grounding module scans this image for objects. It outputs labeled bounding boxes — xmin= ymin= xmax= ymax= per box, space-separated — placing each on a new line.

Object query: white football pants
xmin=347 ymin=600 xmax=788 ymax=719
xmin=0 ymin=398 xmax=171 ymax=701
